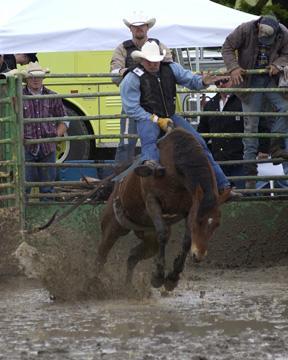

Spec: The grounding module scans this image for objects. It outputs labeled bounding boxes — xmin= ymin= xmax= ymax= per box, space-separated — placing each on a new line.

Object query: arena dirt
xmin=1 ymin=208 xmax=288 ymax=359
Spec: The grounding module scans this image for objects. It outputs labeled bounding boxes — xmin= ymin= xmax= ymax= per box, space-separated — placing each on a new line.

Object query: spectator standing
xmin=198 ymin=77 xmax=245 ymax=189
xmin=110 ymin=12 xmax=172 ymax=166
xmin=23 ymin=62 xmax=68 ymax=200
xmin=222 ymin=15 xmax=288 ymax=188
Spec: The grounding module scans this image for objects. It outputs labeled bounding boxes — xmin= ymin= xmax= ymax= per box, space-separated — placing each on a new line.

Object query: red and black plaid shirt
xmin=23 ymin=86 xmax=67 ymax=156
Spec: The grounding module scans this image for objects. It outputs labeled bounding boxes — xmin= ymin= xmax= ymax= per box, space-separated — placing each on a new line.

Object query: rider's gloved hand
xmin=150 ymin=114 xmax=174 ymax=132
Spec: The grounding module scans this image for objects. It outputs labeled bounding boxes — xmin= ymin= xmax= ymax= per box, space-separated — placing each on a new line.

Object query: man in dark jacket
xmin=222 ymin=15 xmax=288 ymax=188
xmin=198 ymin=78 xmax=245 ymax=188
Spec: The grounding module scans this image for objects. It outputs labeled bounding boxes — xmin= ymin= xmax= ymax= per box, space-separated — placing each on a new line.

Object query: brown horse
xmin=96 ymin=128 xmax=230 ymax=291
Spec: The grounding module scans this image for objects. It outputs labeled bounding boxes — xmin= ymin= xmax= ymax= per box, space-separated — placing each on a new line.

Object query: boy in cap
xmin=110 ymin=12 xmax=172 ymax=166
xmin=222 ymin=15 xmax=288 ymax=188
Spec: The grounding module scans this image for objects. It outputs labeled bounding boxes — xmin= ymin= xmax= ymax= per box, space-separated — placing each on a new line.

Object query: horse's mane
xmin=165 ymin=128 xmax=217 ymax=218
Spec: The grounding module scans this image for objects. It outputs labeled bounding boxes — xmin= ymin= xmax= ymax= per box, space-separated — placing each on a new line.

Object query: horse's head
xmin=158 ymin=128 xmax=223 ymax=262
xmin=190 ymin=189 xmax=232 ymax=261
xmin=189 ymin=204 xmax=221 ymax=262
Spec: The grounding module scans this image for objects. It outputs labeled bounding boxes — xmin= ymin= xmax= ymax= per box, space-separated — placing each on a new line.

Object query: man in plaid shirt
xmin=23 ymin=62 xmax=69 ymax=200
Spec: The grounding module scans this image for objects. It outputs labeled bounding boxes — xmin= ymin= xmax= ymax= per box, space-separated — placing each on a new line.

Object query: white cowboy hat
xmin=131 ymin=41 xmax=166 ymax=62
xmin=123 ymin=11 xmax=156 ymax=29
xmin=24 ymin=62 xmax=49 ymax=77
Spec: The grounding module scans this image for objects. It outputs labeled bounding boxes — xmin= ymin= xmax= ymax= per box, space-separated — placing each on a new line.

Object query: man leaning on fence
xmin=222 ymin=15 xmax=288 ymax=189
xmin=23 ymin=62 xmax=69 ymax=200
xmin=110 ymin=12 xmax=172 ymax=166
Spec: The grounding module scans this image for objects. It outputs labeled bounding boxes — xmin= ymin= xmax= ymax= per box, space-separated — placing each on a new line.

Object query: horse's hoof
xmin=164 ymin=278 xmax=178 ymax=291
xmin=151 ymin=273 xmax=165 ymax=288
xmin=164 ymin=273 xmax=179 ymax=291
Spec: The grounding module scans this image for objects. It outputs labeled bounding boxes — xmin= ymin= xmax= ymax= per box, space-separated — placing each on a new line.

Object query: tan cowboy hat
xmin=123 ymin=11 xmax=156 ymax=29
xmin=23 ymin=62 xmax=49 ymax=77
xmin=131 ymin=41 xmax=166 ymax=62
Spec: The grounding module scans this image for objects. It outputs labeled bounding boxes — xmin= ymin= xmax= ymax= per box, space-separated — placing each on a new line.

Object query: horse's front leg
xmin=145 ymin=193 xmax=170 ymax=288
xmin=126 ymin=230 xmax=158 ymax=285
xmin=165 ymin=219 xmax=191 ymax=291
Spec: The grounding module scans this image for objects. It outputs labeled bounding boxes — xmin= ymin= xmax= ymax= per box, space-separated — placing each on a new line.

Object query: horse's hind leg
xmin=145 ymin=193 xmax=170 ymax=288
xmin=96 ymin=214 xmax=129 ymax=274
xmin=164 ymin=219 xmax=191 ymax=291
xmin=126 ymin=231 xmax=158 ymax=285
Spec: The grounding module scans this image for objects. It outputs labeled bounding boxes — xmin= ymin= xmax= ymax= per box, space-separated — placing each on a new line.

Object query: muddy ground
xmin=0 ymin=265 xmax=288 ymax=360
xmin=0 ymin=207 xmax=288 ymax=359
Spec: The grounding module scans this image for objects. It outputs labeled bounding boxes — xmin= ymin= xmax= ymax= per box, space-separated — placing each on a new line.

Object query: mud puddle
xmin=0 ymin=266 xmax=288 ymax=360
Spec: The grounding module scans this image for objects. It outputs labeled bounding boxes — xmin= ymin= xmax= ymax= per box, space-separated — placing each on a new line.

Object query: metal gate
xmin=1 ymin=70 xmax=288 ymax=233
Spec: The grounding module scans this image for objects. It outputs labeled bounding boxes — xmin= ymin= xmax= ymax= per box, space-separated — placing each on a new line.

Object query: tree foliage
xmin=211 ymin=0 xmax=288 ymax=27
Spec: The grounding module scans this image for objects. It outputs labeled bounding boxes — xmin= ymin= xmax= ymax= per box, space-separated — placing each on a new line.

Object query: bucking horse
xmin=96 ymin=128 xmax=231 ymax=291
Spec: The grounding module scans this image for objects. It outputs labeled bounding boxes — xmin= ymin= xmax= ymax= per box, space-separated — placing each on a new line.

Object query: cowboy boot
xmin=218 ymin=187 xmax=243 ymax=201
xmin=270 ymin=139 xmax=288 ymax=165
xmin=134 ymin=160 xmax=165 ymax=177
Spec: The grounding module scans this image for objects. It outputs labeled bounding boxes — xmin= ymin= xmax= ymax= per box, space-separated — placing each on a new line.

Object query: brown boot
xmin=270 ymin=139 xmax=288 ymax=164
xmin=134 ymin=160 xmax=165 ymax=177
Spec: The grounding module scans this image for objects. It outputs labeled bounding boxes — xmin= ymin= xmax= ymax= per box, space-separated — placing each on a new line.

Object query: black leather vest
xmin=133 ymin=63 xmax=176 ymax=118
xmin=123 ymin=38 xmax=160 ymax=68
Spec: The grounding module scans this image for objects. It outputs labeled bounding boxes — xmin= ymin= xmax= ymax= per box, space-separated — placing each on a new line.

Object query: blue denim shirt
xmin=120 ymin=62 xmax=205 ymax=122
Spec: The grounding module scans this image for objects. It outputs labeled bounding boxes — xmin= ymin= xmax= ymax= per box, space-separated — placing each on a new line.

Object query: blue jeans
xmin=25 ymin=150 xmax=56 ymax=199
xmin=221 ymin=164 xmax=245 ymax=189
xmin=114 ymin=111 xmax=137 ymax=165
xmin=137 ymin=114 xmax=230 ymax=189
xmin=241 ymin=75 xmax=288 ymax=163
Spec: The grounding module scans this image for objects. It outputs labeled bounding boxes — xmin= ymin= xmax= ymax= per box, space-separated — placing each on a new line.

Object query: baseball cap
xmin=258 ymin=16 xmax=279 ymax=46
